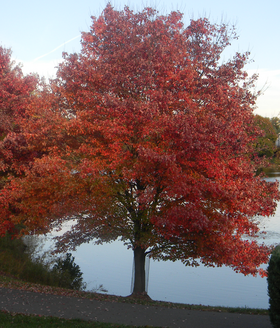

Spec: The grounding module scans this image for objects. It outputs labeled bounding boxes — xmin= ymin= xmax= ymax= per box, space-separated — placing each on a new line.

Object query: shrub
xmin=267 ymin=245 xmax=280 ymax=327
xmin=52 ymin=253 xmax=86 ymax=290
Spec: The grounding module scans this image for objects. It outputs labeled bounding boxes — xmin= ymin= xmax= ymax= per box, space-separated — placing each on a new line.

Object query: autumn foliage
xmin=0 ymin=46 xmax=39 ymax=236
xmin=1 ymin=5 xmax=279 ymax=294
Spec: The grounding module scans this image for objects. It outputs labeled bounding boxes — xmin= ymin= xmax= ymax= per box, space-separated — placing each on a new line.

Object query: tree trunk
xmin=132 ymin=246 xmax=146 ymax=294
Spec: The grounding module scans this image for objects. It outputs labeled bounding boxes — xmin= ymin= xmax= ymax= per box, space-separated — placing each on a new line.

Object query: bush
xmin=267 ymin=245 xmax=280 ymax=327
xmin=52 ymin=253 xmax=86 ymax=290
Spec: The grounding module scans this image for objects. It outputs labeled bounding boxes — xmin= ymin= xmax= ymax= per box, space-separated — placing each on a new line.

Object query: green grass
xmin=0 ymin=311 xmax=149 ymax=328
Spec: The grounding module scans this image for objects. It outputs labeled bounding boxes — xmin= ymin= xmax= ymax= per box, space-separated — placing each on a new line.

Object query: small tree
xmin=52 ymin=253 xmax=85 ymax=290
xmin=268 ymin=245 xmax=280 ymax=327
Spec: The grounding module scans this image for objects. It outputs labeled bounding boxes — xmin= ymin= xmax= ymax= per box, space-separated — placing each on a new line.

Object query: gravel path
xmin=0 ymin=287 xmax=272 ymax=327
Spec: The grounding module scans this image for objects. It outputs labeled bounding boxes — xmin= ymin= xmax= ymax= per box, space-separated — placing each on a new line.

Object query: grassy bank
xmin=0 ymin=234 xmax=85 ymax=290
xmin=0 ymin=235 xmax=60 ymax=286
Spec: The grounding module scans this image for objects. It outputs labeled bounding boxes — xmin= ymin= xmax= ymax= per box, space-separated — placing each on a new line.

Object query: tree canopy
xmin=1 ymin=5 xmax=279 ymax=295
xmin=0 ymin=46 xmax=39 ymax=236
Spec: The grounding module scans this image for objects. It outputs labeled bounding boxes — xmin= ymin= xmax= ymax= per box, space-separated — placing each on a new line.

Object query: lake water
xmin=32 ymin=174 xmax=280 ymax=309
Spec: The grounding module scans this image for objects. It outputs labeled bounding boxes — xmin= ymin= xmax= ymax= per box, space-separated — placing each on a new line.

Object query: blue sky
xmin=1 ymin=0 xmax=279 ymax=117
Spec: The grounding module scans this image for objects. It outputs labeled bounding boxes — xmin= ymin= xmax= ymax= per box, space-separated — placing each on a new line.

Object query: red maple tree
xmin=4 ymin=5 xmax=279 ymax=296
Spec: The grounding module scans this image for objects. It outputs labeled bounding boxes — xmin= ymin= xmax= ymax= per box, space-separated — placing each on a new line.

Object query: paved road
xmin=0 ymin=287 xmax=272 ymax=327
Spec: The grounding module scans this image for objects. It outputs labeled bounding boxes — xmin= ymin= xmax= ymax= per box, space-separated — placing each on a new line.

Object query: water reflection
xmin=69 ymin=238 xmax=271 ymax=309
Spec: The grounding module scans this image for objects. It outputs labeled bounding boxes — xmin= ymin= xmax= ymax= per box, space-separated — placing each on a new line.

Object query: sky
xmin=1 ymin=0 xmax=279 ymax=118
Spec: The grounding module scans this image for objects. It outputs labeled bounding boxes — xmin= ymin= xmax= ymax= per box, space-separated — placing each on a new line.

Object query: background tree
xmin=253 ymin=115 xmax=278 ymax=158
xmin=0 ymin=46 xmax=39 ymax=236
xmin=4 ymin=5 xmax=279 ymax=296
xmin=271 ymin=116 xmax=280 ymax=134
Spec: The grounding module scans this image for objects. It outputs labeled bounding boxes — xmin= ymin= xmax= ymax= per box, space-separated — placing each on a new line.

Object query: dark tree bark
xmin=132 ymin=246 xmax=146 ymax=294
